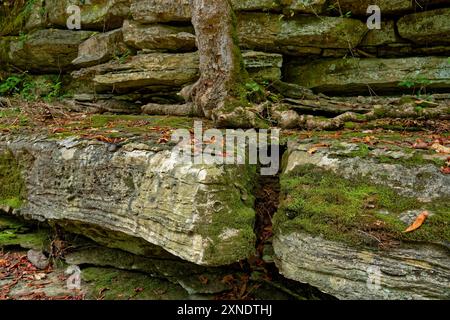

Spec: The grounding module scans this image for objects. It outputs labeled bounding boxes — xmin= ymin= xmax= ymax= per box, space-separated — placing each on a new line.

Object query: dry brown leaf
xmin=0 ymin=259 xmax=9 ymax=267
xmin=430 ymin=143 xmax=450 ymax=154
xmin=403 ymin=211 xmax=429 ymax=233
xmin=307 ymin=147 xmax=318 ymax=155
xmin=441 ymin=166 xmax=450 ymax=174
xmin=413 ymin=139 xmax=428 ymax=150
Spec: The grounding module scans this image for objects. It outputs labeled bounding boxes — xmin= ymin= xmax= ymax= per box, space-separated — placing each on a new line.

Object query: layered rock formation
xmin=273 ymin=140 xmax=450 ymax=300
xmin=0 ymin=136 xmax=257 ymax=266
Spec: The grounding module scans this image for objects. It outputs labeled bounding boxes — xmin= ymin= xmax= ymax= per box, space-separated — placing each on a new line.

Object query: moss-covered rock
xmin=46 ymin=0 xmax=131 ymax=31
xmin=338 ymin=0 xmax=413 ymax=15
xmin=0 ymin=150 xmax=26 ymax=209
xmin=237 ymin=13 xmax=366 ymax=56
xmin=285 ymin=57 xmax=450 ymax=95
xmin=81 ymin=267 xmax=190 ymax=300
xmin=2 ymin=136 xmax=258 ymax=266
xmin=272 ymin=139 xmax=450 ymax=300
xmin=72 ymin=29 xmax=129 ymax=68
xmin=7 ymin=29 xmax=94 ymax=72
xmin=397 ymin=8 xmax=450 ymax=45
xmin=122 ymin=20 xmax=196 ymax=52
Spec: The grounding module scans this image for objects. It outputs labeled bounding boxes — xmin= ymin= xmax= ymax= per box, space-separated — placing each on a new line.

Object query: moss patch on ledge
xmin=273 ymin=164 xmax=449 ymax=247
xmin=81 ymin=267 xmax=189 ymax=300
xmin=0 ymin=149 xmax=26 ymax=209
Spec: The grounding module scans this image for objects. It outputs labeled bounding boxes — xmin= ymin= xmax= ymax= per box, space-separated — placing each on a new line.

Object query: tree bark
xmin=185 ymin=0 xmax=255 ymax=127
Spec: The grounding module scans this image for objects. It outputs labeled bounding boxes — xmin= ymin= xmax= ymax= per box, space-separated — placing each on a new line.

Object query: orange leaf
xmin=403 ymin=211 xmax=429 ymax=233
xmin=441 ymin=167 xmax=450 ymax=175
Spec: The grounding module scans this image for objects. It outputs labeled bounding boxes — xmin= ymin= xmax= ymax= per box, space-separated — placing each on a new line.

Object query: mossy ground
xmin=274 ymin=164 xmax=449 ymax=247
xmin=81 ymin=267 xmax=189 ymax=300
xmin=0 ymin=214 xmax=48 ymax=250
xmin=0 ymin=104 xmax=204 ymax=140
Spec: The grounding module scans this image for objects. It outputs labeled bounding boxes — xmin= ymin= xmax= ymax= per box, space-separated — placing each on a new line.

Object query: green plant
xmin=0 ymin=74 xmax=63 ymax=101
xmin=43 ymin=81 xmax=62 ymax=102
xmin=0 ymin=75 xmax=23 ymax=96
xmin=399 ymin=74 xmax=433 ymax=97
xmin=114 ymin=49 xmax=132 ymax=64
xmin=0 ymin=0 xmax=36 ymax=36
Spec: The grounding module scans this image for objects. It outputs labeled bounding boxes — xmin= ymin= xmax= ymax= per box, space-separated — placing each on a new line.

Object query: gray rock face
xmin=338 ymin=0 xmax=413 ymax=15
xmin=237 ymin=13 xmax=366 ymax=56
xmin=284 ymin=141 xmax=450 ymax=201
xmin=47 ymin=0 xmax=131 ymax=30
xmin=360 ymin=21 xmax=400 ymax=47
xmin=2 ymin=137 xmax=257 ymax=266
xmin=7 ymin=29 xmax=94 ymax=72
xmin=72 ymin=29 xmax=128 ymax=68
xmin=130 ymin=0 xmax=191 ymax=24
xmin=397 ymin=8 xmax=450 ymax=45
xmin=123 ymin=20 xmax=196 ymax=52
xmin=285 ymin=57 xmax=450 ymax=94
xmin=71 ymin=51 xmax=282 ymax=93
xmin=279 ymin=0 xmax=327 ymax=13
xmin=72 ymin=52 xmax=200 ymax=92
xmin=27 ymin=249 xmax=49 ymax=270
xmin=273 ymin=140 xmax=450 ymax=300
xmin=274 ymin=231 xmax=450 ymax=300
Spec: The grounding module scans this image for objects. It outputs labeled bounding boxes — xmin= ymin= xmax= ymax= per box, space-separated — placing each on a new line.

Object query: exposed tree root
xmin=141 ymin=103 xmax=203 ymax=117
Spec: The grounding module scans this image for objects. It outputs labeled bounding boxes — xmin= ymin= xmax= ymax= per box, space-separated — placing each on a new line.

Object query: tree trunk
xmin=185 ymin=0 xmax=256 ymax=127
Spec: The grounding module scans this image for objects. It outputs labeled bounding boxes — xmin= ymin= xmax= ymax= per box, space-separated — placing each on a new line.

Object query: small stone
xmin=108 ymin=144 xmax=120 ymax=152
xmin=27 ymin=250 xmax=49 ymax=270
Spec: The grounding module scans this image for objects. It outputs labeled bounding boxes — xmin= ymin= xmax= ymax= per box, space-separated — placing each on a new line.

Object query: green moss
xmin=197 ymin=164 xmax=258 ymax=264
xmin=82 ymin=267 xmax=189 ymax=300
xmin=0 ymin=150 xmax=26 ymax=208
xmin=274 ymin=164 xmax=449 ymax=246
xmin=346 ymin=143 xmax=371 ymax=158
xmin=0 ymin=214 xmax=48 ymax=250
xmin=89 ymin=115 xmax=194 ymax=129
xmin=0 ymin=0 xmax=36 ymax=36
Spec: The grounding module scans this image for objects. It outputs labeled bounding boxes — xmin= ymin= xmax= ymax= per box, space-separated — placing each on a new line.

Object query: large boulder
xmin=72 ymin=29 xmax=129 ymax=68
xmin=122 ymin=20 xmax=196 ymax=52
xmin=231 ymin=0 xmax=281 ymax=11
xmin=72 ymin=52 xmax=200 ymax=93
xmin=360 ymin=20 xmax=400 ymax=47
xmin=0 ymin=136 xmax=257 ymax=266
xmin=7 ymin=29 xmax=94 ymax=72
xmin=273 ymin=139 xmax=450 ymax=299
xmin=279 ymin=0 xmax=327 ymax=14
xmin=237 ymin=13 xmax=367 ymax=56
xmin=71 ymin=51 xmax=282 ymax=93
xmin=397 ymin=8 xmax=450 ymax=45
xmin=130 ymin=0 xmax=191 ymax=24
xmin=285 ymin=57 xmax=450 ymax=94
xmin=47 ymin=0 xmax=131 ymax=31
xmin=130 ymin=0 xmax=326 ymax=24
xmin=338 ymin=0 xmax=413 ymax=15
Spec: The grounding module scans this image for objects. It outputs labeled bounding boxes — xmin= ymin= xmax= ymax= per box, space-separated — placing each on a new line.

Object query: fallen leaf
xmin=412 ymin=139 xmax=428 ymax=150
xmin=198 ymin=275 xmax=209 ymax=285
xmin=33 ymin=273 xmax=47 ymax=281
xmin=403 ymin=211 xmax=429 ymax=233
xmin=307 ymin=147 xmax=318 ymax=155
xmin=0 ymin=259 xmax=8 ymax=267
xmin=221 ymin=275 xmax=235 ymax=284
xmin=430 ymin=143 xmax=450 ymax=154
xmin=440 ymin=166 xmax=450 ymax=174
